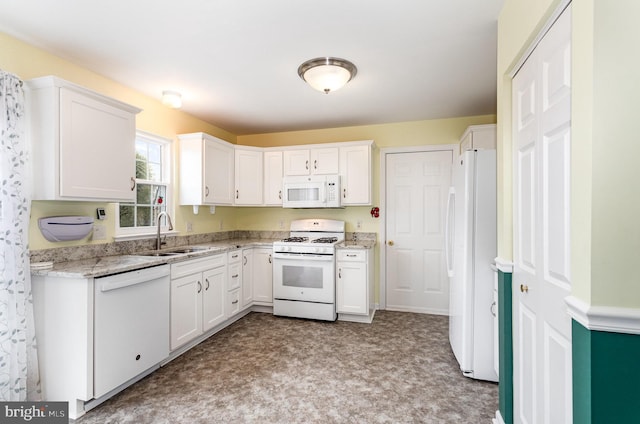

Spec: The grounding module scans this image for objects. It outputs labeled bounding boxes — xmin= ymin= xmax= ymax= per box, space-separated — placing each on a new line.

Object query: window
xmin=117 ymin=131 xmax=172 ymax=236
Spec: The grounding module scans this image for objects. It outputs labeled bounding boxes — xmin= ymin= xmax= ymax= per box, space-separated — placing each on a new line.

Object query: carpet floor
xmin=77 ymin=311 xmax=497 ymax=423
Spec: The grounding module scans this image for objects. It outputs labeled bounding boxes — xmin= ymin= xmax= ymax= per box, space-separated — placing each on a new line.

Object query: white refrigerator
xmin=446 ymin=148 xmax=497 ymax=382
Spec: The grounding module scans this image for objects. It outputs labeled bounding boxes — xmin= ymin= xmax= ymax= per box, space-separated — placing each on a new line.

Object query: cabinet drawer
xmin=337 ymin=250 xmax=366 ymax=262
xmin=228 ymin=249 xmax=242 ymax=263
xmin=228 ymin=262 xmax=241 ymax=290
xmin=226 ymin=288 xmax=241 ymax=317
xmin=171 ymin=254 xmax=225 ymax=279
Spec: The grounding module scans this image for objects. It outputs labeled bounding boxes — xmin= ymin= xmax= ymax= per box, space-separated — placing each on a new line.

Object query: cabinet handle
xmin=268 ymin=254 xmax=272 ymax=264
xmin=520 ymin=284 xmax=529 ymax=293
xmin=314 ymin=159 xmax=317 ymax=169
xmin=205 ymin=278 xmax=210 ymax=291
xmin=243 ymin=256 xmax=247 ymax=265
xmin=232 ymin=274 xmax=239 ymax=278
xmin=205 ymin=186 xmax=210 ymax=197
xmin=338 ymin=268 xmax=342 ymax=278
xmin=278 ymin=190 xmax=282 ymax=200
xmin=232 ymin=254 xmax=238 ymax=259
xmin=305 ymin=160 xmax=309 ymax=170
xmin=135 ymin=354 xmax=141 ymax=361
xmin=232 ymin=299 xmax=239 ymax=305
xmin=197 ymin=281 xmax=202 ymax=293
xmin=130 ymin=177 xmax=136 ymax=191
xmin=236 ymin=189 xmax=239 ymax=199
xmin=490 ymin=301 xmax=496 ymax=317
xmin=343 ymin=188 xmax=346 ymax=199
xmin=346 ymin=254 xmax=357 ymax=257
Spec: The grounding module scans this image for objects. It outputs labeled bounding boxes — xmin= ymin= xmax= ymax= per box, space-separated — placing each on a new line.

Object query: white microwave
xmin=282 ymin=175 xmax=341 ymax=208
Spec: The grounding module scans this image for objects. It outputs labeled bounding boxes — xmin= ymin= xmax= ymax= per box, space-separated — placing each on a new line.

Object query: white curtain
xmin=0 ymin=70 xmax=40 ymax=401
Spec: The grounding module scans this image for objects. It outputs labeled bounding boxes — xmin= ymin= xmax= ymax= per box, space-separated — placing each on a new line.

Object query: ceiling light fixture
xmin=161 ymin=90 xmax=182 ymax=108
xmin=297 ymin=57 xmax=357 ymax=94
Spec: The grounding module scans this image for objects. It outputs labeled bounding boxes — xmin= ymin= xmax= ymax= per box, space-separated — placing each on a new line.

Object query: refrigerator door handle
xmin=445 ymin=187 xmax=455 ymax=278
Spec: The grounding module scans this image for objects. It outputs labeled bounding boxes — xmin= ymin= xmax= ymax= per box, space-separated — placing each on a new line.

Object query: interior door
xmin=512 ymin=5 xmax=572 ymax=423
xmin=385 ymin=150 xmax=453 ymax=314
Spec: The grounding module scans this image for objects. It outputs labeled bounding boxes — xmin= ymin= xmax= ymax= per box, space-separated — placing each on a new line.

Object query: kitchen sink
xmin=135 ymin=251 xmax=183 ymax=257
xmin=167 ymin=247 xmax=211 ymax=254
xmin=132 ymin=246 xmax=213 ymax=257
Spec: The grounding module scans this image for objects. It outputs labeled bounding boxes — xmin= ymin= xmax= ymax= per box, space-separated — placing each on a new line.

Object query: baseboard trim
xmin=492 ymin=410 xmax=505 ymax=424
xmin=566 ymin=296 xmax=640 ymax=335
xmin=494 ymin=257 xmax=513 ymax=273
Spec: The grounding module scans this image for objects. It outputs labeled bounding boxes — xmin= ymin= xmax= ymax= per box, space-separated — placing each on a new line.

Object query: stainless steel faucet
xmin=156 ymin=211 xmax=174 ymax=250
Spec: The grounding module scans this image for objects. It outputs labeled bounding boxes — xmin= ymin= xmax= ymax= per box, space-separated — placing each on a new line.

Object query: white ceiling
xmin=0 ymin=0 xmax=503 ymax=135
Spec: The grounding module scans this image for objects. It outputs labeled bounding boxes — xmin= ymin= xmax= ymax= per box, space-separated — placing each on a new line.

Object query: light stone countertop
xmin=336 ymin=240 xmax=376 ymax=250
xmin=31 ymin=238 xmax=278 ymax=279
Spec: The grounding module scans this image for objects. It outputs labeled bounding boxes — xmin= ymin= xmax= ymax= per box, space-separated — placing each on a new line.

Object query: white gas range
xmin=272 ymin=219 xmax=345 ymax=321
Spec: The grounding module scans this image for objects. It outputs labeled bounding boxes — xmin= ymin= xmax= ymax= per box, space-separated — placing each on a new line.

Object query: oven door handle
xmin=272 ymin=253 xmax=334 ymax=261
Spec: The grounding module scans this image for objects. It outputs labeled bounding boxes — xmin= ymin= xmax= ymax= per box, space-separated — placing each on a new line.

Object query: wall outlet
xmin=92 ymin=224 xmax=106 ymax=240
xmin=356 ymin=220 xmax=362 ymax=229
xmin=186 ymin=222 xmax=193 ymax=232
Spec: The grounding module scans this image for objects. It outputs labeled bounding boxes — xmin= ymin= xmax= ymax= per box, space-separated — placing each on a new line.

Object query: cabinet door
xmin=339 ymin=144 xmax=371 ymax=205
xmin=311 ymin=147 xmax=339 ymax=175
xmin=235 ymin=149 xmax=263 ymax=205
xmin=283 ymin=150 xmax=310 ymax=175
xmin=202 ymin=267 xmax=226 ymax=332
xmin=242 ymin=249 xmax=254 ymax=307
xmin=206 ymin=139 xmax=234 ymax=204
xmin=253 ymin=248 xmax=273 ymax=304
xmin=59 ymin=87 xmax=136 ymax=201
xmin=336 ymin=261 xmax=367 ymax=315
xmin=170 ymin=273 xmax=203 ymax=350
xmin=264 ymin=151 xmax=283 ymax=205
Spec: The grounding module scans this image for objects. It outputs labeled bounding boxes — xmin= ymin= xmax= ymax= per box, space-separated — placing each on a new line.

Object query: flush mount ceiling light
xmin=297 ymin=57 xmax=357 ymax=94
xmin=161 ymin=90 xmax=182 ymax=108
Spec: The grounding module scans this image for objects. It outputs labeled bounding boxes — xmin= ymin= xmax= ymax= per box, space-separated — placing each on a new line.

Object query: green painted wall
xmin=498 ymin=270 xmax=513 ymax=424
xmin=573 ymin=320 xmax=640 ymax=423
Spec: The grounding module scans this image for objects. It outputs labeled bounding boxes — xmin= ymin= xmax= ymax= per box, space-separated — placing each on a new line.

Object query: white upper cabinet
xmin=26 ymin=76 xmax=141 ymax=201
xmin=459 ymin=124 xmax=496 ymax=154
xmin=283 ymin=147 xmax=339 ymax=176
xmin=263 ymin=150 xmax=283 ymax=205
xmin=339 ymin=142 xmax=373 ymax=205
xmin=179 ymin=133 xmax=234 ymax=206
xmin=234 ymin=147 xmax=263 ymax=205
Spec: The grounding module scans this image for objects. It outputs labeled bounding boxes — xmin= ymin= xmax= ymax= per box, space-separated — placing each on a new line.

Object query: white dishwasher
xmin=94 ymin=264 xmax=170 ymax=399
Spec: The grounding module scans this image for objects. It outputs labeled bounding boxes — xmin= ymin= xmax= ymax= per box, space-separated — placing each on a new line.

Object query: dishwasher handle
xmin=99 ymin=265 xmax=169 ymax=292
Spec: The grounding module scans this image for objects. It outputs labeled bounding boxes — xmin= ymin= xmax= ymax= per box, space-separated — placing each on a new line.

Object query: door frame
xmin=379 ymin=144 xmax=457 ymax=310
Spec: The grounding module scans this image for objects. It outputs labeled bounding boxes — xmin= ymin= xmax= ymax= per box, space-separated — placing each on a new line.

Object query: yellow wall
xmin=498 ymin=0 xmax=640 ymax=308
xmin=587 ymin=0 xmax=640 ymax=308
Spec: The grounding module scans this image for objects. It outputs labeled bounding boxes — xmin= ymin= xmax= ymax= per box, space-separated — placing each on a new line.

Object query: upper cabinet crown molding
xmin=25 ymin=76 xmax=141 ymax=202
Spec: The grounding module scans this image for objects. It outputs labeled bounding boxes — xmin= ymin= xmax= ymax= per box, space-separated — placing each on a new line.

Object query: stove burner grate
xmin=312 ymin=237 xmax=338 ymax=244
xmin=281 ymin=236 xmax=309 ymax=243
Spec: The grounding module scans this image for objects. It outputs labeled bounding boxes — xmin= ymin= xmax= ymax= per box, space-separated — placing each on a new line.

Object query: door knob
xmin=520 ymin=284 xmax=529 ymax=293
xmin=388 ymin=240 xmax=394 ymax=246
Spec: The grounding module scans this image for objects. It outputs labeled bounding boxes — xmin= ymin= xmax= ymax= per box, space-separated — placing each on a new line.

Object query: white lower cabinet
xmin=336 ymin=248 xmax=375 ymax=323
xmin=252 ymin=248 xmax=273 ymax=305
xmin=170 ymin=254 xmax=226 ymax=350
